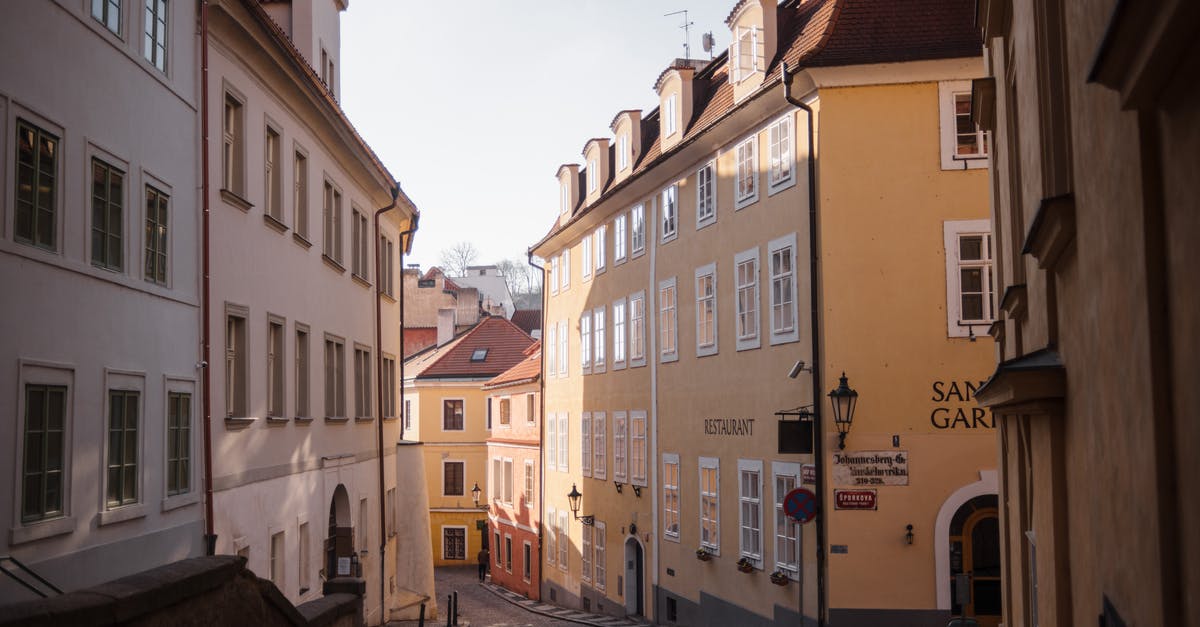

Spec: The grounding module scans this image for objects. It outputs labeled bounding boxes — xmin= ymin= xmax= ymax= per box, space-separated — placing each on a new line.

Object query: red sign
xmin=783 ymin=488 xmax=818 ymax=524
xmin=801 ymin=464 xmax=816 ymax=485
xmin=834 ymin=489 xmax=877 ymax=510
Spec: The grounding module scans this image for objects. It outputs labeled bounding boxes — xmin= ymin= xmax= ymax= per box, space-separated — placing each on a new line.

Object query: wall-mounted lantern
xmin=828 ymin=372 xmax=859 ymax=450
xmin=567 ymin=484 xmax=594 ymax=526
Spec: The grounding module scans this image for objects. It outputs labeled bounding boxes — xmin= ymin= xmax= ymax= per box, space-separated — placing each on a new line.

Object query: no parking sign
xmin=783 ymin=488 xmax=818 ymax=524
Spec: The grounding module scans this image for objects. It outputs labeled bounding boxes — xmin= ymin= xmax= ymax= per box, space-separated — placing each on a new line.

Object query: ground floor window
xmin=444 ymin=527 xmax=466 ymax=560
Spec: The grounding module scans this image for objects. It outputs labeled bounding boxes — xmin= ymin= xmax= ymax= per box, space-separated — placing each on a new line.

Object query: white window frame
xmin=699 ymin=456 xmax=720 ymax=553
xmin=524 ymin=460 xmax=534 ymax=505
xmin=662 ymin=453 xmax=680 ymax=541
xmin=580 ymin=312 xmax=592 ymax=375
xmin=546 ymin=507 xmax=557 ymax=565
xmin=612 ymin=298 xmax=627 ymax=370
xmin=738 ymin=458 xmax=764 ymax=568
xmin=767 ymin=114 xmax=796 ymax=194
xmin=730 ymin=26 xmax=763 ymax=83
xmin=735 ymin=247 xmax=761 ymax=351
xmin=696 ymin=159 xmax=717 ymax=228
xmin=614 ymin=214 xmax=627 ymax=263
xmin=582 ymin=521 xmax=593 ymax=583
xmin=560 ymin=251 xmax=570 ymax=292
xmin=629 ymin=291 xmax=646 ymax=367
xmin=661 ymin=184 xmax=678 ymax=243
xmin=734 ymin=135 xmax=759 ymax=209
xmin=631 ymin=204 xmax=646 ymax=257
xmin=943 ymin=219 xmax=994 ymax=337
xmin=582 ymin=236 xmax=592 ymax=281
xmin=664 ymin=93 xmax=678 ymax=137
xmin=547 ymin=412 xmax=557 ymax=472
xmin=772 ymin=461 xmax=802 ymax=579
xmin=612 ymin=411 xmax=628 ymax=483
xmin=546 ymin=321 xmax=557 ymax=378
xmin=593 ymin=306 xmax=606 ymax=373
xmin=768 ymin=233 xmax=800 ymax=345
xmin=558 ymin=511 xmax=569 ymax=570
xmin=594 ymin=225 xmax=607 ymax=274
xmin=695 ymin=263 xmax=718 ymax=357
xmin=587 ymin=159 xmax=598 ymax=193
xmin=560 ymin=182 xmax=570 ymax=215
xmin=503 ymin=458 xmax=514 ymax=505
xmin=618 ymin=133 xmax=629 ymax=171
xmin=630 ymin=410 xmax=647 ymax=487
xmin=557 ymin=413 xmax=568 ymax=472
xmin=594 ymin=520 xmax=607 ymax=592
xmin=550 ymin=256 xmax=559 ymax=296
xmin=558 ymin=320 xmax=568 ymax=377
xmin=592 ymin=411 xmax=607 ymax=480
xmin=938 ymin=81 xmax=989 ymax=170
xmin=658 ymin=277 xmax=678 ymax=362
xmin=581 ymin=412 xmax=592 ymax=478
xmin=14 ymin=362 xmax=76 ymax=542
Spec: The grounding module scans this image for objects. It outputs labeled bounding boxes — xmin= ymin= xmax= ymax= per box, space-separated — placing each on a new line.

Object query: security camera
xmin=788 ymin=360 xmax=808 ymax=379
xmin=196 ymin=360 xmax=208 ymax=369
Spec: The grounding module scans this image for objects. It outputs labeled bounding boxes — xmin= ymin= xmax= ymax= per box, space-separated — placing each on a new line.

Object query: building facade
xmin=204 ymin=1 xmax=428 ymax=623
xmin=0 ymin=0 xmax=206 ymax=600
xmin=484 ymin=344 xmax=542 ymax=599
xmin=973 ymin=1 xmax=1200 ymax=626
xmin=531 ymin=1 xmax=996 ymax=625
xmin=404 ymin=316 xmax=535 ymax=568
xmin=401 ymin=265 xmax=491 ymax=358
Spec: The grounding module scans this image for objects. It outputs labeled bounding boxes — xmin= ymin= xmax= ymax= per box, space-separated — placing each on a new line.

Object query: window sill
xmin=325 ymin=416 xmax=350 ymax=424
xmin=629 ymin=358 xmax=647 ymax=369
xmin=696 ymin=216 xmax=716 ymax=231
xmin=664 ymin=533 xmax=680 ymax=543
xmin=224 ymin=416 xmax=256 ymax=429
xmin=736 ymin=339 xmax=761 ymax=352
xmin=612 ymin=361 xmax=626 ymax=371
xmin=220 ymin=189 xmax=254 ymax=212
xmin=697 ymin=345 xmax=718 ymax=358
xmin=593 ymin=364 xmax=606 ymax=374
xmin=355 ymin=415 xmax=374 ymax=422
xmin=10 ymin=516 xmax=75 ymax=545
xmin=294 ymin=416 xmax=313 ymax=424
xmin=380 ymin=292 xmax=397 ymax=304
xmin=293 ymin=232 xmax=313 ymax=249
xmin=162 ymin=491 xmax=201 ymax=512
xmin=631 ymin=248 xmax=646 ymax=260
xmin=661 ymin=232 xmax=677 ymax=245
xmin=263 ymin=213 xmax=289 ymax=234
xmin=614 ymin=256 xmax=626 ymax=267
xmin=767 ymin=177 xmax=796 ymax=197
xmin=98 ymin=503 xmax=147 ymax=527
xmin=660 ymin=352 xmax=678 ymax=364
xmin=382 ymin=415 xmax=398 ymax=422
xmin=266 ymin=415 xmax=290 ymax=426
xmin=322 ymin=255 xmax=346 ymax=274
xmin=352 ymin=274 xmax=371 ymax=289
xmin=768 ymin=332 xmax=799 ymax=347
xmin=595 ymin=266 xmax=606 ymax=276
xmin=734 ymin=194 xmax=759 ymax=211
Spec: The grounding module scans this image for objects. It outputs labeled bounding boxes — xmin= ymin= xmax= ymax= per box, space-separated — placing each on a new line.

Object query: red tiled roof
xmin=412 ymin=317 xmax=534 ymax=380
xmin=510 ymin=309 xmax=542 ymax=336
xmin=482 ymin=342 xmax=542 ymax=390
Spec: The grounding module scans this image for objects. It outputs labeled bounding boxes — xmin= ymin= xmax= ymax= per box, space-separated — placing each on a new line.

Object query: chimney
xmin=437 ymin=308 xmax=456 ymax=347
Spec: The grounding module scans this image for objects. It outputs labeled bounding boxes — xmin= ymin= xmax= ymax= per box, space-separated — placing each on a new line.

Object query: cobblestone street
xmin=423 ymin=566 xmax=571 ymax=627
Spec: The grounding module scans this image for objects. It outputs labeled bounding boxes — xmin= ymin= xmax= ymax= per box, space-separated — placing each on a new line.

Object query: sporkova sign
xmin=832 ymin=450 xmax=909 ymax=487
xmin=834 ymin=489 xmax=877 ymax=510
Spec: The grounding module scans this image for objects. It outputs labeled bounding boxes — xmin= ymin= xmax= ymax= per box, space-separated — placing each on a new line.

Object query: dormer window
xmin=618 ymin=133 xmax=629 ymax=171
xmin=560 ymin=183 xmax=569 ymax=215
xmin=731 ymin=26 xmax=764 ymax=83
xmin=587 ymin=159 xmax=598 ymax=192
xmin=664 ymin=94 xmax=678 ymax=136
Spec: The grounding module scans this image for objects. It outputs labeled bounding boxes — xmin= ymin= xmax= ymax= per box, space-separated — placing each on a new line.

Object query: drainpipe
xmin=782 ymin=61 xmax=825 ymax=627
xmin=398 ymin=216 xmax=418 ymax=442
xmin=526 ymin=251 xmax=546 ymax=597
xmin=199 ymin=0 xmax=216 ymax=557
xmin=373 ymin=185 xmax=399 ymax=623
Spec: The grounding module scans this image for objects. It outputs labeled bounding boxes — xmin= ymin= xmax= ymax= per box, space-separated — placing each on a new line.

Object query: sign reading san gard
xmin=930 ymin=380 xmax=994 ymax=429
xmin=833 ymin=450 xmax=909 ymax=487
xmin=704 ymin=418 xmax=755 ymax=436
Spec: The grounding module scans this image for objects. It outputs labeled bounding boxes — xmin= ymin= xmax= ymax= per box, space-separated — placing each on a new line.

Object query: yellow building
xmin=531 ymin=1 xmax=997 ymax=625
xmin=404 ymin=317 xmax=535 ymax=567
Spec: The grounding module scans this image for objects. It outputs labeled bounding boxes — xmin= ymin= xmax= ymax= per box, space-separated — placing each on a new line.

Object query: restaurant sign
xmin=833 ymin=450 xmax=909 ymax=487
xmin=801 ymin=464 xmax=816 ymax=485
xmin=834 ymin=489 xmax=878 ymax=510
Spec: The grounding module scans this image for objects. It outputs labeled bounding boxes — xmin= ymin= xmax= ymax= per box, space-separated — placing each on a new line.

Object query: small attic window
xmin=471 ymin=349 xmax=489 ymax=362
xmin=418 ymin=279 xmax=436 ymax=288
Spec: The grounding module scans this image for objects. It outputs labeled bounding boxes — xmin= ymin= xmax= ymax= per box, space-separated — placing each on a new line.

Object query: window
xmin=299 ymin=522 xmax=310 ymax=593
xmin=546 ymin=507 xmax=556 ymax=566
xmin=386 ymin=488 xmax=396 ymax=536
xmin=613 ymin=412 xmax=627 ymax=482
xmin=527 ymin=393 xmax=536 ymax=425
xmin=443 ymin=461 xmax=464 ymax=496
xmin=222 ymin=94 xmax=244 ymax=195
xmin=558 ymin=511 xmax=569 ymax=569
xmin=404 ymin=399 xmax=412 ymax=431
xmin=587 ymin=159 xmax=597 ymax=192
xmin=546 ymin=321 xmax=557 ymax=376
xmin=773 ymin=462 xmax=801 ymax=577
xmin=938 ymin=81 xmax=989 ymax=170
xmin=92 ymin=0 xmax=121 ymax=34
xmin=350 ymin=343 xmax=369 ymax=418
xmin=580 ymin=312 xmax=592 ymax=374
xmin=269 ymin=530 xmax=285 ymax=588
xmin=582 ymin=236 xmax=592 ymax=280
xmin=505 ymin=534 xmax=513 ymax=572
xmin=381 ymin=356 xmax=396 ymax=418
xmin=320 ymin=48 xmax=335 ymax=92
xmin=730 ymin=26 xmax=763 ymax=83
xmin=614 ymin=214 xmax=627 ymax=262
xmin=143 ymin=185 xmax=169 ymax=285
xmin=630 ymin=411 xmax=647 ymax=486
xmin=498 ymin=397 xmax=511 ymax=426
xmin=739 ymin=459 xmax=763 ymax=566
xmin=91 ymin=158 xmax=125 ymax=271
xmin=955 ymin=93 xmax=987 ymax=157
xmin=14 ymin=120 xmax=59 ymax=251
xmin=696 ymin=160 xmax=716 ymax=227
xmin=265 ymin=127 xmax=282 ymax=220
xmin=612 ymin=299 xmax=626 ymax=368
xmin=630 ymin=292 xmax=646 ymax=366
xmin=442 ymin=399 xmax=464 ymax=430
xmin=492 ymin=458 xmax=502 ymax=501
xmin=523 ymin=541 xmax=532 ymax=582
xmin=944 ymin=220 xmax=994 ymax=337
xmin=268 ymin=318 xmax=285 ymax=418
xmin=21 ymin=384 xmax=66 ymax=522
xmin=293 ymin=151 xmax=308 ymax=238
xmin=557 ymin=413 xmax=568 ymax=471
xmin=560 ymin=250 xmax=570 ymax=291
xmin=471 ymin=348 xmax=488 ymax=362
xmin=661 ymin=184 xmax=679 ymax=243
xmin=106 ymin=390 xmax=139 ymax=507
xmin=166 ymin=392 xmax=190 ymax=495
xmin=557 ymin=321 xmax=568 ymax=377
xmin=547 ymin=412 xmax=557 ymax=472
xmin=503 ymin=459 xmax=514 ymax=504
xmin=295 ymin=326 xmax=309 ymax=419
xmin=735 ymin=247 xmax=760 ymax=350
xmin=699 ymin=457 xmax=719 ymax=552
xmin=664 ymin=93 xmax=678 ymax=136
xmin=734 ymin=135 xmax=758 ymax=207
xmin=593 ymin=306 xmax=606 ymax=371
xmin=524 ymin=460 xmax=534 ymax=504
xmin=581 ymin=412 xmax=592 ymax=477
xmin=594 ymin=521 xmax=607 ymax=591
xmin=696 ymin=264 xmax=717 ymax=356
xmin=663 ymin=453 xmax=680 ymax=539
xmin=443 ymin=527 xmax=466 ymax=560
xmin=324 ymin=336 xmax=345 ymax=419
xmin=358 ymin=498 xmax=367 ymax=564
xmin=560 ymin=182 xmax=570 ymax=215
xmin=618 ymin=133 xmax=629 ymax=171
xmin=487 ymin=400 xmax=492 ymax=431
xmin=550 ymin=257 xmax=559 ymax=296
xmin=142 ymin=0 xmax=166 ymax=70
xmin=351 ymin=209 xmax=369 ymax=279
xmin=659 ymin=278 xmax=677 ymax=361
xmin=582 ymin=523 xmax=593 ymax=583
xmin=592 ymin=411 xmax=606 ymax=480
xmin=631 ymin=203 xmax=646 ymax=254
xmin=594 ymin=226 xmax=606 ymax=274
xmin=768 ymin=234 xmax=799 ymax=344
xmin=768 ymin=115 xmax=794 ymax=191
xmin=322 ymin=181 xmax=343 ymax=263
xmin=225 ymin=312 xmax=247 ymax=417
xmin=380 ymin=236 xmax=394 ymax=297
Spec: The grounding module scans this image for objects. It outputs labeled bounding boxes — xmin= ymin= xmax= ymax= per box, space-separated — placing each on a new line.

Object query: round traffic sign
xmin=784 ymin=488 xmax=818 ymax=524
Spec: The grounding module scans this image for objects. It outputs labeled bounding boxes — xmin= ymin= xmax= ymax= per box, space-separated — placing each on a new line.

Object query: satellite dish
xmin=702 ymin=32 xmax=714 ymax=52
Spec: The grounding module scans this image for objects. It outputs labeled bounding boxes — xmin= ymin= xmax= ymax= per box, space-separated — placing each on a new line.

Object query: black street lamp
xmin=471 ymin=482 xmax=482 ymax=508
xmin=828 ymin=372 xmax=859 ymax=450
xmin=567 ymin=483 xmax=594 ymax=526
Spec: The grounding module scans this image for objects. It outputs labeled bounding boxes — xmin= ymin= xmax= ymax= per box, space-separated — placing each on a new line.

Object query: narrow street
xmin=422 ymin=566 xmax=576 ymax=627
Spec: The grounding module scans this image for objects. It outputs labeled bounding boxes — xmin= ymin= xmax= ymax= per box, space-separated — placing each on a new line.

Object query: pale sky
xmin=340 ymin=0 xmax=737 ymax=272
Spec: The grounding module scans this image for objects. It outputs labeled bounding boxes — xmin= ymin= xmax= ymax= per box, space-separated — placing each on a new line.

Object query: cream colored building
xmin=532 ymin=1 xmax=997 ymax=625
xmin=973 ymin=1 xmax=1200 ymax=626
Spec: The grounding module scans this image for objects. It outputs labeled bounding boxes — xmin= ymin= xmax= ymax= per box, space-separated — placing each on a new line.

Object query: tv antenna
xmin=665 ymin=10 xmax=694 ymax=60
xmin=701 ymin=31 xmax=715 ymax=60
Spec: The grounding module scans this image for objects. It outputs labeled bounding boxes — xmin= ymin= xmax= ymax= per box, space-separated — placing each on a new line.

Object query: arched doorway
xmin=326 ymin=484 xmax=354 ymax=579
xmin=949 ymin=495 xmax=1001 ymax=627
xmin=623 ymin=537 xmax=644 ymax=617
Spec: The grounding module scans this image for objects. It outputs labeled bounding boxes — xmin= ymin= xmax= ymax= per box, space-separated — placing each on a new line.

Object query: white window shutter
xmin=730 ymin=32 xmax=741 ymax=83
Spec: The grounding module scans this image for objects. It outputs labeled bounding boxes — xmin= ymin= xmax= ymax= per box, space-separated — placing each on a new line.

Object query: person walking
xmin=478 ymin=547 xmax=490 ymax=582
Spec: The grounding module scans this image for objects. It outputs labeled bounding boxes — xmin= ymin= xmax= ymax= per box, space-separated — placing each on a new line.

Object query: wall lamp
xmin=905 ymin=524 xmax=915 ymax=545
xmin=567 ymin=484 xmax=594 ymax=526
xmin=827 ymin=372 xmax=859 ymax=450
xmin=471 ymin=482 xmax=482 ymax=508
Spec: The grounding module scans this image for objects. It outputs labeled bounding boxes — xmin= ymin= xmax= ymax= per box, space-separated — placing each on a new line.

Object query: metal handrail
xmin=0 ymin=555 xmax=62 ymax=598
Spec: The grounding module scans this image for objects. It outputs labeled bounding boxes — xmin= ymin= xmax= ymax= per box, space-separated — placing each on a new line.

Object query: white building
xmin=205 ymin=0 xmax=431 ymax=623
xmin=0 ymin=0 xmax=205 ymax=600
xmin=452 ymin=265 xmax=516 ymax=319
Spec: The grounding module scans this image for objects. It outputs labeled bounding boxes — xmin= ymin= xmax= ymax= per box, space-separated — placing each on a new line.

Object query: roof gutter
xmin=526 ymin=250 xmax=547 ymax=600
xmin=373 ymin=185 xmax=400 ymax=623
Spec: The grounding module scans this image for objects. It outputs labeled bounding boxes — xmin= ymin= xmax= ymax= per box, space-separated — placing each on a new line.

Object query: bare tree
xmin=496 ymin=257 xmax=542 ymax=309
xmin=439 ymin=241 xmax=479 ymax=276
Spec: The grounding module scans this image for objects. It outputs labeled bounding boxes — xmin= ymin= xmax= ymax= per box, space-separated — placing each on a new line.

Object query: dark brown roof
xmin=411 ymin=317 xmax=534 ymax=380
xmin=510 ymin=309 xmax=542 ymax=336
